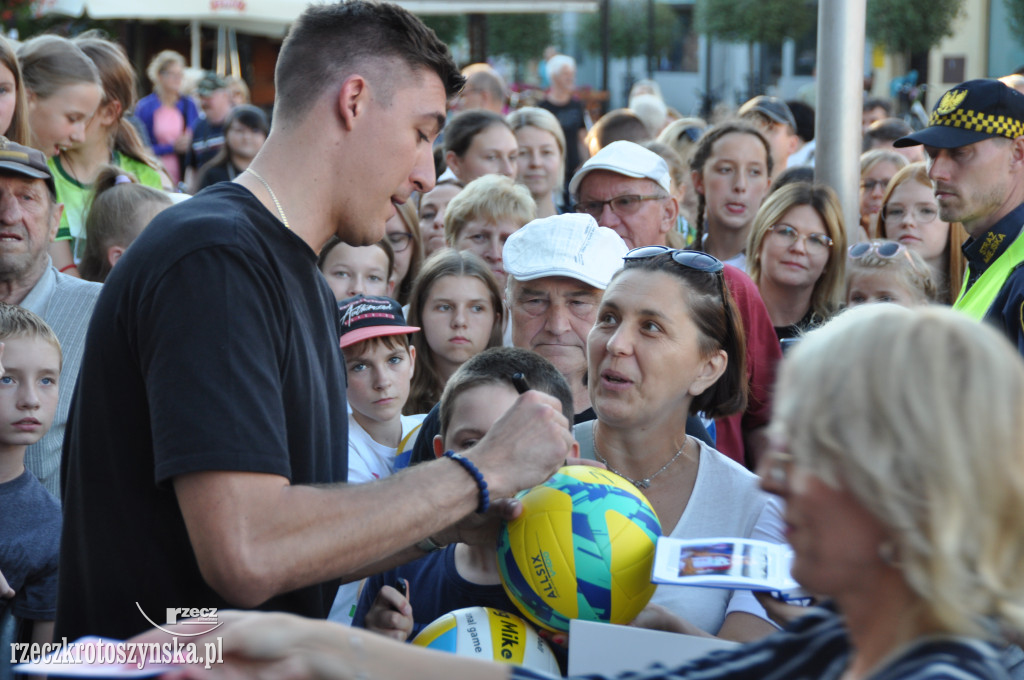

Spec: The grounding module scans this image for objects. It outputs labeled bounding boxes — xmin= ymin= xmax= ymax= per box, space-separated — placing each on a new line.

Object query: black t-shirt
xmin=56 ymin=182 xmax=348 ymax=641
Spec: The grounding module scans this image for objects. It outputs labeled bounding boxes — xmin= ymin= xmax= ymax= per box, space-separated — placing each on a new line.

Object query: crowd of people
xmin=1 ymin=2 xmax=1024 ymax=679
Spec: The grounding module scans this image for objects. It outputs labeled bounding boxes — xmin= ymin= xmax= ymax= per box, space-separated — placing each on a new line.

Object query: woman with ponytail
xmin=79 ymin=166 xmax=171 ymax=283
xmin=688 ymin=120 xmax=772 ymax=271
xmin=48 ymin=34 xmax=167 ymax=271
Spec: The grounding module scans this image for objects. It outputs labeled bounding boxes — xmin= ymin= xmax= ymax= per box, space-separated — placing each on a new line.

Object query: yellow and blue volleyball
xmin=496 ymin=465 xmax=662 ymax=633
xmin=411 ymin=606 xmax=559 ymax=673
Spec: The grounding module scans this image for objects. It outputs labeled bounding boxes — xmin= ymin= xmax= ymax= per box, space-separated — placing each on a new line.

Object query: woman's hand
xmin=363 ymin=581 xmax=413 ymax=642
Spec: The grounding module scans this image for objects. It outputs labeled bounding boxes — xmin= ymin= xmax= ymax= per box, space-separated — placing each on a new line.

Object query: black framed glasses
xmin=574 ymin=194 xmax=667 ymax=219
xmin=860 ymin=178 xmax=891 ymax=192
xmin=623 ymin=246 xmax=728 ymax=308
xmin=386 ymin=232 xmax=413 ymax=253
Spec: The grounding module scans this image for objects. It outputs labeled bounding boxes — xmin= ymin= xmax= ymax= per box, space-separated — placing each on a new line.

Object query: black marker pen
xmin=512 ymin=372 xmax=530 ymax=394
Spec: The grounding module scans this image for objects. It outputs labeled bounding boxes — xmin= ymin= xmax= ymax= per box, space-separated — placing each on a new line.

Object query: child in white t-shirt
xmin=329 ymin=295 xmax=426 ymax=622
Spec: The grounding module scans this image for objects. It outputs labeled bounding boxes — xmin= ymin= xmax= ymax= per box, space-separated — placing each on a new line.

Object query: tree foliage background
xmin=866 ymin=0 xmax=964 ymax=54
xmin=578 ymin=0 xmax=677 ymax=60
xmin=696 ymin=0 xmax=816 ymax=46
xmin=1004 ymin=0 xmax=1024 ymax=47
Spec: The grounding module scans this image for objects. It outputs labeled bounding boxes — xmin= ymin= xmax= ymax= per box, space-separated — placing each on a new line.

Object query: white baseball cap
xmin=503 ymin=213 xmax=628 ymax=290
xmin=568 ymin=140 xmax=672 ymax=198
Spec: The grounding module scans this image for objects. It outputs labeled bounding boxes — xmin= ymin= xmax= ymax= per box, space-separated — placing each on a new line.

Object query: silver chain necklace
xmin=591 ymin=423 xmax=690 ymax=489
xmin=246 ymin=168 xmax=291 ymax=230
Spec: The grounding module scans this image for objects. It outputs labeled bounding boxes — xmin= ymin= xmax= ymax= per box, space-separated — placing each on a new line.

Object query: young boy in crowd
xmin=329 ymin=295 xmax=426 ymax=624
xmin=338 ymin=295 xmax=426 ymax=482
xmin=0 ymin=304 xmax=64 ymax=647
xmin=352 ymin=347 xmax=576 ymax=643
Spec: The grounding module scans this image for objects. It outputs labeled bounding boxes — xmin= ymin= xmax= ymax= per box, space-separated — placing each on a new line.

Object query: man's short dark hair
xmin=786 ymin=100 xmax=815 ymax=143
xmin=273 ymin=1 xmax=463 ymax=123
xmin=586 ymin=109 xmax=650 ymax=151
xmin=863 ymin=97 xmax=892 ymax=115
xmin=439 ymin=347 xmax=574 ymax=437
xmin=864 ymin=117 xmax=913 ymax=151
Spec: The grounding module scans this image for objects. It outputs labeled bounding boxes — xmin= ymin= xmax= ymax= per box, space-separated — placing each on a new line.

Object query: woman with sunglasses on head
xmin=875 ymin=162 xmax=968 ymax=305
xmin=574 ymin=246 xmax=785 ymax=642
xmin=132 ymin=304 xmax=1024 ymax=680
xmin=747 ymin=182 xmax=847 ymax=343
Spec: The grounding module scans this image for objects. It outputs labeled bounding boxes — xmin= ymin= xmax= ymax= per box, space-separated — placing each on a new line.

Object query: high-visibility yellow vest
xmin=954 ymin=228 xmax=1024 ymax=321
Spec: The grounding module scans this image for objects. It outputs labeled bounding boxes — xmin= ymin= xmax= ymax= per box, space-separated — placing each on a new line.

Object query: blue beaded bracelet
xmin=444 ymin=451 xmax=490 ymax=514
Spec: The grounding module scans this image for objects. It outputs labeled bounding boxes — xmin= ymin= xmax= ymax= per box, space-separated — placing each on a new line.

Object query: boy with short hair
xmin=0 ymin=304 xmax=63 ymax=647
xmin=329 ymin=295 xmax=426 ymax=625
xmin=337 ymin=295 xmax=425 ymax=482
xmin=352 ymin=347 xmax=576 ymax=641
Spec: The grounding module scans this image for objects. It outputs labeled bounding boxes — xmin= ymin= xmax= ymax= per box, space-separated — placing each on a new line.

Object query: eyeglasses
xmin=623 ymin=246 xmax=728 ymax=308
xmin=768 ymin=224 xmax=833 ymax=252
xmin=860 ymin=178 xmax=891 ymax=192
xmin=848 ymin=240 xmax=906 ymax=259
xmin=574 ymin=194 xmax=667 ymax=219
xmin=386 ymin=232 xmax=413 ymax=253
xmin=881 ymin=204 xmax=939 ymax=224
xmin=679 ymin=126 xmax=703 ymax=143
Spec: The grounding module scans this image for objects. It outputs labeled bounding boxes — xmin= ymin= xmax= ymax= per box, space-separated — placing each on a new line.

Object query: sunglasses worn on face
xmin=623 ymin=246 xmax=728 ymax=308
xmin=860 ymin=178 xmax=891 ymax=192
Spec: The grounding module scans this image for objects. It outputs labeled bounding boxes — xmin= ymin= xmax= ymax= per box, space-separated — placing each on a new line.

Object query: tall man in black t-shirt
xmin=56 ymin=0 xmax=575 ymax=641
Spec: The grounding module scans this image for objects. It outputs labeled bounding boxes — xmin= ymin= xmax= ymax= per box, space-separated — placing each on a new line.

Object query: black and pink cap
xmin=337 ymin=295 xmax=419 ymax=349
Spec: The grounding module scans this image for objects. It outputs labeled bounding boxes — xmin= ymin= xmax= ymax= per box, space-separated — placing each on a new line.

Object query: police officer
xmin=896 ymin=79 xmax=1024 ymax=354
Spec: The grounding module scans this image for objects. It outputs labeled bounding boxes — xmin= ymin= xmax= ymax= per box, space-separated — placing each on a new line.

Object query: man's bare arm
xmin=174 ymin=390 xmax=573 ymax=607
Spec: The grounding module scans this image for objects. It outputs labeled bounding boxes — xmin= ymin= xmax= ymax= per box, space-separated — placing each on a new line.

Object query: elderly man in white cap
xmin=569 ymin=140 xmax=677 ymax=250
xmin=502 ymin=213 xmax=626 ymax=419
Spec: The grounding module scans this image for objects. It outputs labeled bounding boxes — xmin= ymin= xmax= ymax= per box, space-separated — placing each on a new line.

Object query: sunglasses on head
xmin=848 ymin=240 xmax=905 ymax=259
xmin=623 ymin=246 xmax=728 ymax=307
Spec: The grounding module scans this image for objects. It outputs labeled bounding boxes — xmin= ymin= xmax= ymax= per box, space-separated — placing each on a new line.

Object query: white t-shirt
xmin=347 ymin=412 xmax=427 ymax=484
xmin=329 ymin=411 xmax=427 ymax=625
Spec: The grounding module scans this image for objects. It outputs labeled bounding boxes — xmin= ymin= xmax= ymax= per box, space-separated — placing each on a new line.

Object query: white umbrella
xmin=37 ymin=0 xmax=598 ymax=37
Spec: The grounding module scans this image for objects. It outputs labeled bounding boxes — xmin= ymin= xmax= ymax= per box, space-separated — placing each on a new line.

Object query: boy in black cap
xmin=895 ymin=79 xmax=1024 ymax=355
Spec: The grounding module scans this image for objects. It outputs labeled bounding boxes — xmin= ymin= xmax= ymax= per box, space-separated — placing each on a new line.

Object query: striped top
xmin=511 ymin=606 xmax=1015 ymax=680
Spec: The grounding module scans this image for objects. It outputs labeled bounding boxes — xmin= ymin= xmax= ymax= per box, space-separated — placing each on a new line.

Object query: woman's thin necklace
xmin=246 ymin=168 xmax=290 ymax=230
xmin=591 ymin=424 xmax=690 ymax=489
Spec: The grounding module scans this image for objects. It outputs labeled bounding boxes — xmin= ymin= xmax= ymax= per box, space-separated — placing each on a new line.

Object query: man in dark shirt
xmin=57 ymin=0 xmax=574 ymax=641
xmin=185 ymin=71 xmax=232 ymax=189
